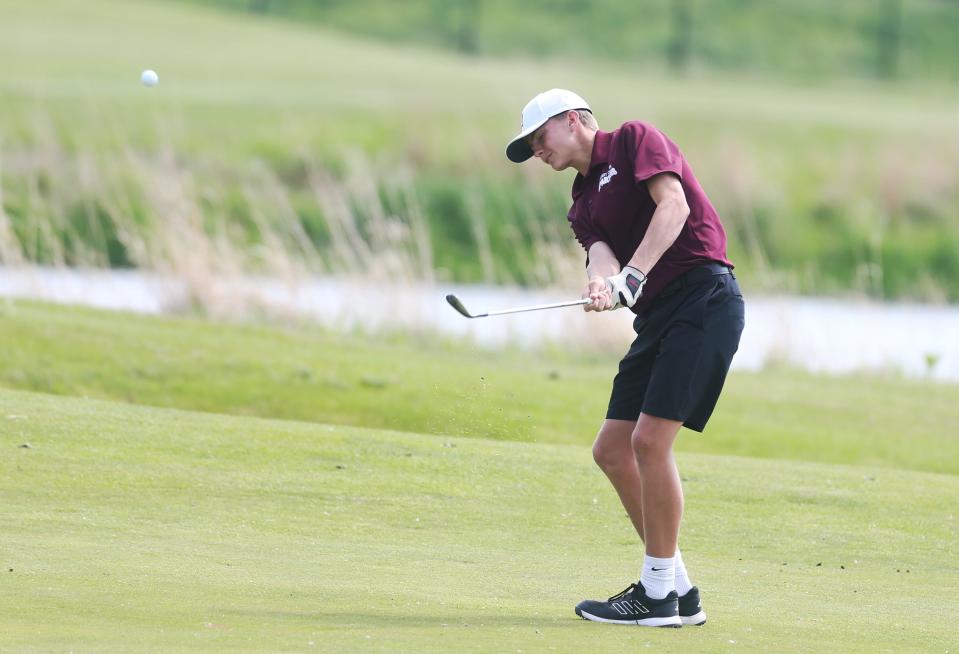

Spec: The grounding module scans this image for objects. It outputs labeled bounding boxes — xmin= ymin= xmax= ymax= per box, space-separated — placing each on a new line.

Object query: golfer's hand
xmin=605 ymin=266 xmax=647 ymax=309
xmin=583 ymin=276 xmax=614 ymax=312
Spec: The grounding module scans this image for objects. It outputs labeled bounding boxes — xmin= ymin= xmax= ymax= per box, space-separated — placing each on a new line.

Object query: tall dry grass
xmin=696 ymin=133 xmax=959 ymax=301
xmin=2 ymin=109 xmax=959 ymax=320
xmin=0 ymin=115 xmax=585 ymax=322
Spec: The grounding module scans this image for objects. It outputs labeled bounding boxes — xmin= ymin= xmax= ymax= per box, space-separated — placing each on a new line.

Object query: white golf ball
xmin=140 ymin=69 xmax=159 ymax=87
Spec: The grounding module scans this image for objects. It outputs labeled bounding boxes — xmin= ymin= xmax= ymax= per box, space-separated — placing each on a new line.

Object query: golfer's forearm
xmin=627 ymin=197 xmax=689 ymax=276
xmin=586 ymin=241 xmax=620 ymax=279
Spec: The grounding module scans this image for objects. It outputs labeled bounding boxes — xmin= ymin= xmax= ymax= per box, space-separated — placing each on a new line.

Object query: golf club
xmin=446 ymin=294 xmax=590 ymax=319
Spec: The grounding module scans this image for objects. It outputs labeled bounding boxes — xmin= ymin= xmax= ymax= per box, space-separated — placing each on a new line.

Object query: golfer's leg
xmin=631 ymin=413 xmax=684 ymax=557
xmin=591 ymin=419 xmax=645 ymax=541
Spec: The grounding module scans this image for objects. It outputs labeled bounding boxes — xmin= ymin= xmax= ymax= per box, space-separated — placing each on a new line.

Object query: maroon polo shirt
xmin=567 ymin=121 xmax=732 ymax=313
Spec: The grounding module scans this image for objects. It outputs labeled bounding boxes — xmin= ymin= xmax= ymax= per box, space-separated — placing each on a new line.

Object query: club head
xmin=445 ymin=294 xmax=476 ymax=318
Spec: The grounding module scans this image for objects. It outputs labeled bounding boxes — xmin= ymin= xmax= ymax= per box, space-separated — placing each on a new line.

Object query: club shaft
xmin=482 ymin=298 xmax=590 ymax=317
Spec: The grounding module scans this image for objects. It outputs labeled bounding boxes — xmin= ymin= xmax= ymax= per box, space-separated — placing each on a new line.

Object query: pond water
xmin=2 ymin=266 xmax=957 ymax=383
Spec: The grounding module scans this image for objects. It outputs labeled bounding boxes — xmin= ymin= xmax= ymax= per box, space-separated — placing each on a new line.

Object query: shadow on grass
xmin=221 ymin=608 xmax=582 ymax=629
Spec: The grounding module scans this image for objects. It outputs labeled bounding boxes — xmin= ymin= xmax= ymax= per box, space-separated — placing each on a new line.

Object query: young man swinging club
xmin=506 ymin=89 xmax=745 ymax=627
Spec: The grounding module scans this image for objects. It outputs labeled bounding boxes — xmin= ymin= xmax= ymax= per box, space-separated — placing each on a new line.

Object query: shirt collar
xmin=588 ymin=129 xmax=613 ymax=171
xmin=572 ymin=129 xmax=613 ymax=199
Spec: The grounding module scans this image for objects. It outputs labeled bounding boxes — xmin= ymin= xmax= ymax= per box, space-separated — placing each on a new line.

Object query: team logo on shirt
xmin=598 ymin=165 xmax=618 ymax=192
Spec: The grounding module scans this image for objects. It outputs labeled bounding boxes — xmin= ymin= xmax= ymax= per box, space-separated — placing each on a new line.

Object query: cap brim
xmin=505 ymin=117 xmax=548 ymax=163
xmin=506 ymin=138 xmax=533 ymax=163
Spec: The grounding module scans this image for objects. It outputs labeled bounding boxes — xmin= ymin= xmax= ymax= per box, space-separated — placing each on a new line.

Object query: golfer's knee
xmin=592 ymin=439 xmax=629 ymax=472
xmin=631 ymin=429 xmax=670 ymax=460
xmin=591 ymin=440 xmax=614 ymax=471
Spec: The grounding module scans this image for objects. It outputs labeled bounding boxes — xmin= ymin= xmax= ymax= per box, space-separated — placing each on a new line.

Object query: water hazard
xmin=2 ymin=266 xmax=957 ymax=383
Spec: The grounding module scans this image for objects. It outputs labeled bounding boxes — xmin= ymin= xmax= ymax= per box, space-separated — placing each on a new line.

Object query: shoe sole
xmin=681 ymin=611 xmax=707 ymax=626
xmin=576 ymin=608 xmax=682 ymax=628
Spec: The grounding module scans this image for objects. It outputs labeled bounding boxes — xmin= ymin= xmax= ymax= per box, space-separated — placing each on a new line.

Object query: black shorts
xmin=606 ymin=263 xmax=745 ymax=432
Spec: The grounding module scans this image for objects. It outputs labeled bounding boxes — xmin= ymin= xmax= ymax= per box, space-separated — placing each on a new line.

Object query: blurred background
xmin=2 ymin=0 xmax=958 ymax=375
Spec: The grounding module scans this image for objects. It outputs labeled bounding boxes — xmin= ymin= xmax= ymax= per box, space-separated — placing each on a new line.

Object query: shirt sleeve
xmin=623 ymin=122 xmax=684 ymax=184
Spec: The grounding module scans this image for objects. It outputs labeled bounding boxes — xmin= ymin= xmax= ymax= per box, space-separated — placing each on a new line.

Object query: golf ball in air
xmin=140 ymin=69 xmax=159 ymax=87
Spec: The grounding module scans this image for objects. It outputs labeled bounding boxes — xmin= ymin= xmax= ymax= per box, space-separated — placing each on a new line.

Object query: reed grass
xmin=4 ymin=109 xmax=957 ymax=308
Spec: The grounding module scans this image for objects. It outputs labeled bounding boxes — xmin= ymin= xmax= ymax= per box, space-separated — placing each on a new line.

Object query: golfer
xmin=506 ymin=89 xmax=745 ymax=627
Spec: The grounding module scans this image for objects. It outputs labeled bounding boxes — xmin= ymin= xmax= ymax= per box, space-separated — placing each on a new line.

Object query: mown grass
xmin=2 ymin=386 xmax=958 ymax=653
xmin=2 ymin=299 xmax=958 ymax=475
xmin=2 ymin=0 xmax=959 ymax=299
xmin=191 ymin=0 xmax=959 ymax=82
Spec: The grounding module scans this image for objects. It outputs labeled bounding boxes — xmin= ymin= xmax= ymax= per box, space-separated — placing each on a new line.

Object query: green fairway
xmin=191 ymin=0 xmax=959 ymax=83
xmin=2 ymin=386 xmax=957 ymax=653
xmin=3 ymin=300 xmax=959 ymax=475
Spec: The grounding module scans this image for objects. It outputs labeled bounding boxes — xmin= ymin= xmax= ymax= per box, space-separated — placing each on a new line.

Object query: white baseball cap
xmin=505 ymin=88 xmax=591 ymax=163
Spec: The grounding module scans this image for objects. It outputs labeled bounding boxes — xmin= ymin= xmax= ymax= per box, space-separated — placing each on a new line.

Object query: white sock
xmin=640 ymin=554 xmax=675 ymax=600
xmin=674 ymin=549 xmax=693 ymax=597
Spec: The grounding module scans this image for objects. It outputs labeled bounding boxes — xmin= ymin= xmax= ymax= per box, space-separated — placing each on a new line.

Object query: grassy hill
xmin=2 ymin=385 xmax=957 ymax=652
xmin=2 ymin=300 xmax=959 ymax=475
xmin=190 ymin=0 xmax=959 ymax=82
xmin=2 ymin=0 xmax=959 ymax=300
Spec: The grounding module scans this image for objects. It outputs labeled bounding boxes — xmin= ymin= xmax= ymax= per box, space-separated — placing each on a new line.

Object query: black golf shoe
xmin=678 ymin=586 xmax=707 ymax=626
xmin=574 ymin=582 xmax=681 ymax=627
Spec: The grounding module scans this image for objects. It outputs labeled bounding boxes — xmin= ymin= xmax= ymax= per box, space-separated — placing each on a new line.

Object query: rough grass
xmin=2 ymin=387 xmax=957 ymax=653
xmin=2 ymin=300 xmax=958 ymax=475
